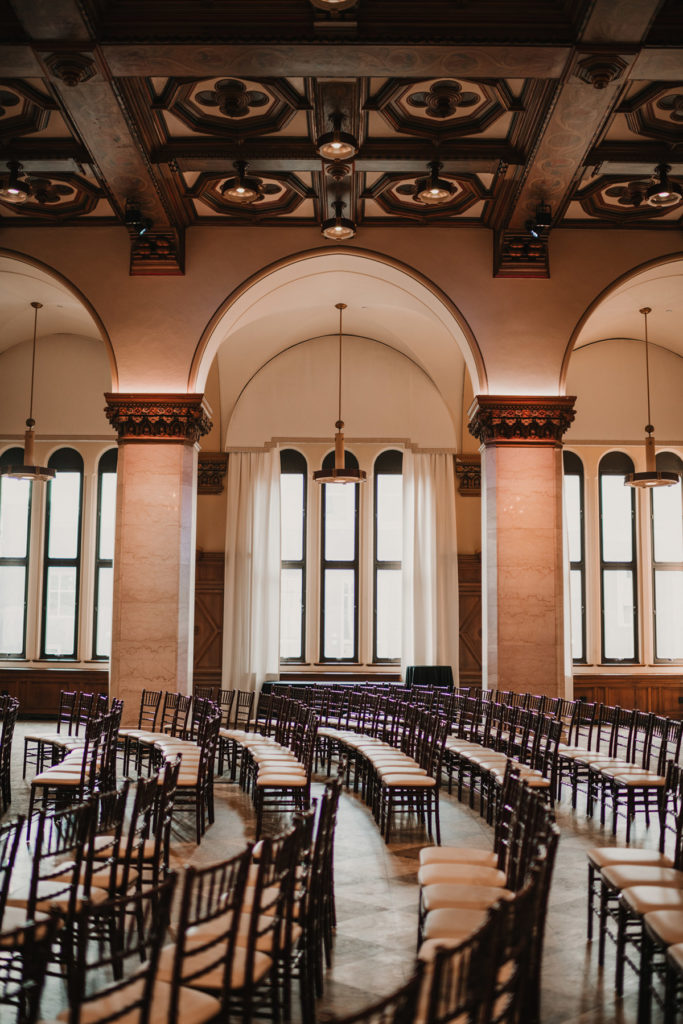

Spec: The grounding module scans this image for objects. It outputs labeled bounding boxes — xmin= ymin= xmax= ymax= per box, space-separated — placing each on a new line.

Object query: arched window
xmin=93 ymin=448 xmax=117 ymax=659
xmin=599 ymin=451 xmax=637 ymax=663
xmin=563 ymin=451 xmax=585 ymax=663
xmin=42 ymin=448 xmax=84 ymax=658
xmin=280 ymin=449 xmax=307 ymax=662
xmin=0 ymin=448 xmax=32 ymax=658
xmin=652 ymin=452 xmax=683 ymax=662
xmin=374 ymin=450 xmax=403 ymax=663
xmin=320 ymin=448 xmax=359 ymax=662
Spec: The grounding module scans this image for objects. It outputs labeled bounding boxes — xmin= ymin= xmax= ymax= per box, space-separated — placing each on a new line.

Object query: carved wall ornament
xmin=455 ymin=454 xmax=481 ymax=496
xmin=468 ymin=396 xmax=576 ymax=447
xmin=129 ymin=229 xmax=185 ymax=276
xmin=198 ymin=452 xmax=228 ymax=494
xmin=574 ymin=54 xmax=628 ymax=90
xmin=44 ymin=53 xmax=97 ymax=87
xmin=104 ymin=394 xmax=212 ymax=444
xmin=493 ymin=231 xmax=549 ymax=279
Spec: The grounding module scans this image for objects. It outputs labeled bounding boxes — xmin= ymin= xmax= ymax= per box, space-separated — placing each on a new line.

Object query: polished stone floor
xmin=4 ymin=721 xmax=668 ymax=1023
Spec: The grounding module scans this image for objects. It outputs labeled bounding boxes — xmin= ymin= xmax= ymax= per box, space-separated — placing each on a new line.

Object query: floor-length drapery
xmin=222 ymin=449 xmax=280 ymax=695
xmin=401 ymin=451 xmax=459 ymax=684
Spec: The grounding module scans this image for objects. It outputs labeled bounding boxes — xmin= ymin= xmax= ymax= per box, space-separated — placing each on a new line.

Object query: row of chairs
xmin=0 ymin=695 xmax=19 ymax=813
xmin=22 ymin=689 xmax=109 ymax=778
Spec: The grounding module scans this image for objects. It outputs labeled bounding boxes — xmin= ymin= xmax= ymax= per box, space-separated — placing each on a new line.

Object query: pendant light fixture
xmin=316 ymin=112 xmax=359 ymax=162
xmin=0 ymin=301 xmax=55 ymax=483
xmin=0 ymin=161 xmax=31 ymax=205
xmin=645 ymin=163 xmax=683 ymax=209
xmin=625 ymin=306 xmax=680 ymax=489
xmin=313 ymin=303 xmax=366 ymax=485
xmin=414 ymin=160 xmax=455 ymax=206
xmin=321 ymin=198 xmax=356 ymax=240
xmin=220 ymin=160 xmax=262 ymax=204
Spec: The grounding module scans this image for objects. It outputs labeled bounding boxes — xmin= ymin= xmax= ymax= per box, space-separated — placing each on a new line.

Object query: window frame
xmin=279 ymin=448 xmax=307 ymax=664
xmin=598 ymin=450 xmax=638 ymax=664
xmin=0 ymin=447 xmax=33 ymax=660
xmin=41 ymin=447 xmax=84 ymax=660
xmin=92 ymin=447 xmax=117 ymax=661
xmin=651 ymin=451 xmax=683 ymax=665
xmin=373 ymin=449 xmax=403 ymax=664
xmin=319 ymin=448 xmax=360 ymax=663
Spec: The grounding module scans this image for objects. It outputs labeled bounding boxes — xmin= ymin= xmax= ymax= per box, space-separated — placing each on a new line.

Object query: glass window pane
xmin=601 ymin=475 xmax=633 ymax=562
xmin=324 ymin=485 xmax=355 ymax=561
xmin=654 ymin=570 xmax=683 ymax=660
xmin=281 ymin=475 xmax=304 ymax=562
xmin=377 ymin=475 xmax=403 ymax=562
xmin=0 ymin=478 xmax=31 ymax=558
xmin=280 ymin=568 xmax=303 ymax=660
xmin=653 ymin=480 xmax=683 ymax=564
xmin=95 ymin=566 xmax=114 ymax=658
xmin=564 ymin=475 xmax=582 ymax=563
xmin=98 ymin=473 xmax=117 ymax=561
xmin=44 ymin=565 xmax=77 ymax=656
xmin=323 ymin=569 xmax=355 ymax=659
xmin=603 ymin=569 xmax=635 ymax=660
xmin=48 ymin=473 xmax=81 ymax=559
xmin=0 ymin=566 xmax=27 ymax=655
xmin=569 ymin=569 xmax=583 ymax=661
xmin=376 ymin=568 xmax=402 ymax=660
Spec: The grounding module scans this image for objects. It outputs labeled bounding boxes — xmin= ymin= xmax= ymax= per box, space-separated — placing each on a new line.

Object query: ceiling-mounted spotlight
xmin=646 ymin=163 xmax=683 ymax=209
xmin=316 ymin=112 xmax=359 ymax=162
xmin=321 ymin=198 xmax=356 ymax=240
xmin=414 ymin=160 xmax=456 ymax=206
xmin=0 ymin=161 xmax=31 ymax=205
xmin=124 ymin=198 xmax=152 ymax=237
xmin=309 ymin=0 xmax=358 ymax=10
xmin=526 ymin=200 xmax=552 ymax=239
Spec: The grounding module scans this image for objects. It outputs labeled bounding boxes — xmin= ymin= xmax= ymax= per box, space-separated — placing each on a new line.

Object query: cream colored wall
xmin=2 ymin=227 xmax=681 ymax=396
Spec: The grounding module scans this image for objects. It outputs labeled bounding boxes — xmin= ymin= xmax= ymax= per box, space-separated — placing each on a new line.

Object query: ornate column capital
xmin=468 ymin=395 xmax=576 ymax=447
xmin=198 ymin=451 xmax=228 ymax=494
xmin=104 ymin=393 xmax=212 ymax=444
xmin=455 ymin=453 xmax=481 ymax=496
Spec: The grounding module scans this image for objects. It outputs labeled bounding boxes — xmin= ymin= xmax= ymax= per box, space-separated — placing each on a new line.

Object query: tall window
xmin=599 ymin=452 xmax=637 ymax=662
xmin=280 ymin=449 xmax=307 ymax=662
xmin=563 ymin=451 xmax=586 ymax=663
xmin=652 ymin=452 xmax=683 ymax=662
xmin=320 ymin=449 xmax=359 ymax=662
xmin=93 ymin=448 xmax=117 ymax=659
xmin=0 ymin=448 xmax=32 ymax=658
xmin=42 ymin=448 xmax=83 ymax=658
xmin=374 ymin=450 xmax=403 ymax=662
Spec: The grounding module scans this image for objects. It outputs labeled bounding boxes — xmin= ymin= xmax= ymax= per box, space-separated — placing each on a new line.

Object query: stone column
xmin=469 ymin=396 xmax=576 ymax=699
xmin=105 ymin=394 xmax=212 ymax=725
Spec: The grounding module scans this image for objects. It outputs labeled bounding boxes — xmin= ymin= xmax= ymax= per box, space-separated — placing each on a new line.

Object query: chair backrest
xmin=89 ymin=783 xmax=130 ymax=897
xmin=0 ymin=815 xmax=24 ymax=927
xmin=73 ymin=690 xmax=95 ymax=735
xmin=66 ymin=873 xmax=177 ymax=1024
xmin=218 ymin=688 xmax=235 ymax=728
xmin=170 ymin=693 xmax=192 ymax=737
xmin=194 ymin=684 xmax=216 ymax=701
xmin=234 ymin=689 xmax=255 ymax=728
xmin=151 ymin=755 xmax=183 ymax=883
xmin=423 ymin=908 xmax=501 ymax=1024
xmin=0 ymin=916 xmax=61 ymax=1024
xmin=55 ymin=689 xmax=77 ymax=734
xmin=27 ymin=801 xmax=95 ymax=922
xmin=136 ymin=689 xmax=162 ymax=731
xmin=159 ymin=691 xmax=180 ymax=732
xmin=327 ymin=968 xmax=424 ymax=1024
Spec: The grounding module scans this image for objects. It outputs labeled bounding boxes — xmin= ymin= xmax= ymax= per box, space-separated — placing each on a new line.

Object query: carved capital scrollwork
xmin=198 ymin=452 xmax=228 ymax=494
xmin=468 ymin=396 xmax=576 ymax=447
xmin=455 ymin=453 xmax=481 ymax=496
xmin=44 ymin=52 xmax=97 ymax=87
xmin=104 ymin=393 xmax=212 ymax=444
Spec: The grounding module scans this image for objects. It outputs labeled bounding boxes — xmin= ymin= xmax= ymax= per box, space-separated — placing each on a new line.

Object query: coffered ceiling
xmin=0 ymin=0 xmax=681 ymax=276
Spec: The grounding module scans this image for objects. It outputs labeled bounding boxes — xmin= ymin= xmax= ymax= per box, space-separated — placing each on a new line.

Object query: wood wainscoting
xmin=0 ymin=666 xmax=108 ymax=717
xmin=574 ymin=674 xmax=683 ymax=719
xmin=458 ymin=554 xmax=483 ymax=688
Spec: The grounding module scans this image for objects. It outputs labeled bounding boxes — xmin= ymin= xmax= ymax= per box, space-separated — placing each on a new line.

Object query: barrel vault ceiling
xmin=0 ymin=0 xmax=681 ymax=276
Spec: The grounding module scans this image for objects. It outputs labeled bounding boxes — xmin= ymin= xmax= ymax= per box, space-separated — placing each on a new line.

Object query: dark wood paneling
xmin=574 ymin=674 xmax=683 ymax=719
xmin=0 ymin=667 xmax=108 ymax=717
xmin=459 ymin=554 xmax=482 ymax=688
xmin=193 ymin=551 xmax=225 ymax=691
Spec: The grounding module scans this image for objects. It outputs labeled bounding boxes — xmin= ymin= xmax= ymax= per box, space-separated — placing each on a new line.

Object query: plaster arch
xmin=561 ymin=250 xmax=683 ymax=393
xmin=0 ymin=247 xmax=118 ymax=389
xmin=189 ymin=246 xmax=487 ymax=412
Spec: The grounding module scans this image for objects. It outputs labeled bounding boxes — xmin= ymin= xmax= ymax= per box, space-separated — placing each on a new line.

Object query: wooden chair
xmin=218 ymin=688 xmax=235 ymax=729
xmin=22 ymin=689 xmax=77 ymax=778
xmin=117 ymin=688 xmax=162 ymax=774
xmin=235 ymin=689 xmax=255 ymax=730
xmin=0 ymin=697 xmax=19 ymax=812
xmin=325 ymin=969 xmax=424 ymax=1024
xmin=0 ymin=816 xmax=25 ymax=930
xmin=0 ymin=916 xmax=61 ymax=1024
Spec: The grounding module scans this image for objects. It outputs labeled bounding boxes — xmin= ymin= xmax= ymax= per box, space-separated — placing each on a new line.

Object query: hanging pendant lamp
xmin=313 ymin=303 xmax=366 ymax=485
xmin=0 ymin=301 xmax=55 ymax=483
xmin=625 ymin=306 xmax=680 ymax=489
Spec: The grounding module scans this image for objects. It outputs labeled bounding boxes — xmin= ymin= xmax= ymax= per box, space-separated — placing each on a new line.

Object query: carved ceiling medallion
xmin=0 ymin=173 xmax=101 ymax=219
xmin=368 ymin=77 xmax=510 ymax=140
xmin=576 ymin=175 xmax=682 ymax=222
xmin=623 ymin=85 xmax=683 ymax=144
xmin=0 ymin=80 xmax=54 ymax=140
xmin=159 ymin=76 xmax=305 ymax=139
xmin=364 ymin=171 xmax=485 ymax=220
xmin=406 ymin=80 xmax=481 ymax=119
xmin=189 ymin=171 xmax=313 ymax=218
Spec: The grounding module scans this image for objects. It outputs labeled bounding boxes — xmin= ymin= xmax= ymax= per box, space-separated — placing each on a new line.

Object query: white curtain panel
xmin=401 ymin=451 xmax=460 ymax=683
xmin=222 ymin=449 xmax=281 ymax=695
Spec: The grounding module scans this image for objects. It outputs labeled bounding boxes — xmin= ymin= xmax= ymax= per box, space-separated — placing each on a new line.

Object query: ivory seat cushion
xmin=0 ymin=905 xmax=53 ymax=943
xmin=57 ymin=976 xmax=220 ymax=1024
xmin=601 ymin=865 xmax=683 ymax=890
xmin=587 ymin=847 xmax=673 ymax=870
xmin=256 ymin=774 xmax=308 ymax=787
xmin=381 ymin=775 xmax=436 ymax=788
xmin=418 ymin=864 xmax=506 ymax=888
xmin=622 ymin=886 xmax=683 ymax=915
xmin=608 ymin=774 xmax=667 ymax=786
xmin=422 ymin=906 xmax=490 ymax=942
xmin=421 ymin=883 xmax=514 ymax=912
xmin=644 ymin=909 xmax=683 ymax=946
xmin=8 ymin=880 xmax=108 ymax=913
xmin=419 ymin=847 xmax=497 ymax=869
xmin=157 ymin=938 xmax=272 ymax=991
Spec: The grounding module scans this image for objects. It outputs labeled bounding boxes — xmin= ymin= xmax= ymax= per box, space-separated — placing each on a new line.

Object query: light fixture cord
xmin=338 ymin=303 xmax=343 ymax=424
xmin=643 ymin=307 xmax=652 ymax=428
xmin=28 ymin=301 xmax=41 ymax=425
